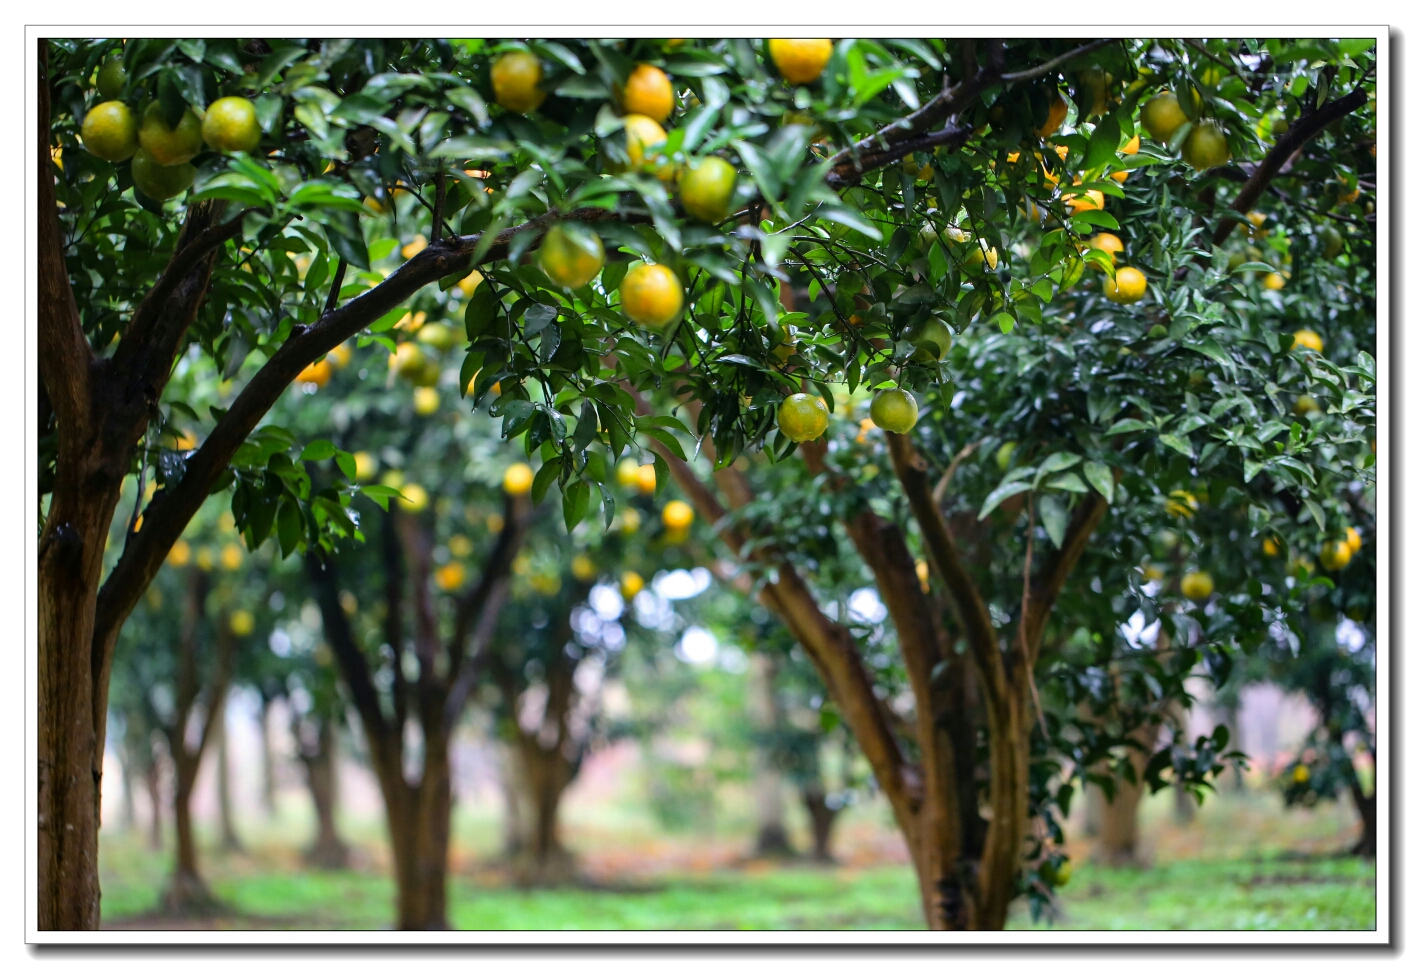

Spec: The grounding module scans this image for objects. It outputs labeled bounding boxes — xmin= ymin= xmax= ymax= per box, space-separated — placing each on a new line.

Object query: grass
xmin=99 ymin=787 xmax=1376 ymax=932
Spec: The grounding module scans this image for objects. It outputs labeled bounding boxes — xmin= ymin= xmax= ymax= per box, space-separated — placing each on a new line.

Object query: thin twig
xmin=323 ymin=257 xmax=348 ymax=316
xmin=997 ymin=39 xmax=1117 ymax=84
xmin=933 ymin=441 xmax=979 ymax=507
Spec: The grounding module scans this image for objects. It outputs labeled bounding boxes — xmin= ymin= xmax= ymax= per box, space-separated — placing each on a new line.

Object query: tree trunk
xmin=499 ymin=743 xmax=526 ymax=859
xmin=214 ymin=712 xmax=243 ymax=853
xmin=1350 ymin=778 xmax=1376 ymax=858
xmin=145 ymin=755 xmax=164 ymax=850
xmin=116 ymin=739 xmax=137 ymax=833
xmin=163 ymin=745 xmax=220 ymax=914
xmin=300 ymin=720 xmax=349 ymax=870
xmin=800 ymin=784 xmax=841 ymax=863
xmin=506 ymin=738 xmax=576 ymax=886
xmin=258 ymin=698 xmax=278 ymax=818
xmin=381 ymin=740 xmax=453 ymax=930
xmin=1094 ymin=720 xmax=1161 ymax=867
xmin=747 ymin=652 xmax=794 ymax=858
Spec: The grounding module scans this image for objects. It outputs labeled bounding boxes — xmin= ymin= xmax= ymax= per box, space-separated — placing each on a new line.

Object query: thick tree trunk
xmin=506 ymin=739 xmax=576 ymax=885
xmin=747 ymin=652 xmax=794 ymax=858
xmin=380 ymin=740 xmax=453 ymax=930
xmin=300 ymin=721 xmax=349 ymax=870
xmin=116 ymin=740 xmax=137 ymax=833
xmin=163 ymin=747 xmax=220 ymax=914
xmin=1350 ymin=779 xmax=1376 ymax=858
xmin=1094 ymin=720 xmax=1161 ymax=867
xmin=214 ymin=713 xmax=243 ymax=853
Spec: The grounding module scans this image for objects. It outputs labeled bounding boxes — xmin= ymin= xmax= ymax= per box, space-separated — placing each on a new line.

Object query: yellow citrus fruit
xmin=622 ymin=113 xmax=674 ymax=179
xmin=679 ymin=156 xmax=738 ymax=223
xmin=620 ymin=570 xmax=645 ymax=600
xmin=538 ymin=223 xmax=605 ymax=290
xmin=457 ymin=270 xmax=484 ymax=297
xmin=327 ymin=343 xmax=353 ymax=369
xmin=1294 ymin=395 xmax=1320 ymax=416
xmin=491 ymin=51 xmax=545 ymax=114
xmin=995 ymin=441 xmax=1016 ymax=470
xmin=381 ymin=469 xmax=405 ymax=489
xmin=1292 ymin=764 xmax=1310 ymax=784
xmin=1180 ymin=570 xmax=1214 ymax=601
xmin=778 ymin=393 xmax=829 ymax=443
xmin=1053 ymin=860 xmax=1072 ymax=887
xmin=229 ymin=609 xmax=255 ymax=636
xmin=1120 ymin=134 xmax=1140 ymax=155
xmin=435 ymin=561 xmax=467 ymax=591
xmin=1264 ymin=272 xmax=1287 ymax=291
xmin=195 ymin=547 xmax=215 ymax=571
xmin=911 ymin=318 xmax=953 ymax=361
xmin=503 ymin=462 xmax=534 ymax=496
xmin=353 ymin=451 xmax=378 ymax=481
xmin=571 ymin=554 xmax=597 ymax=582
xmin=616 ymin=459 xmax=641 ymax=488
xmin=621 ymin=263 xmax=684 ymax=328
xmin=1345 ymin=527 xmax=1362 ymax=553
xmin=398 ymin=483 xmax=430 ymax=512
xmin=1166 ymin=490 xmax=1198 ymax=518
xmin=138 ymin=102 xmax=204 ymax=166
xmin=402 ymin=235 xmax=428 ymax=259
xmin=167 ymin=539 xmax=192 ymax=567
xmin=621 ymin=63 xmax=675 ymax=122
xmin=1320 ymin=540 xmax=1352 ymax=571
xmin=636 ymin=462 xmax=658 ymax=495
xmin=1111 ymin=169 xmax=1130 ymax=183
xmin=390 ymin=342 xmax=427 ymax=379
xmin=130 ymin=148 xmax=195 ymax=201
xmin=413 ymin=387 xmax=440 ymax=415
xmin=1104 ymin=266 xmax=1148 ymax=304
xmin=297 ymin=358 xmax=333 ymax=388
xmin=619 ymin=507 xmax=642 ymax=535
xmin=448 ymin=535 xmax=473 ymax=557
xmin=219 ymin=543 xmax=243 ymax=570
xmin=1263 ymin=537 xmax=1281 ymax=557
xmin=662 ymin=500 xmax=694 ymax=530
xmin=417 ymin=322 xmax=458 ymax=352
xmin=1140 ymin=92 xmax=1187 ymax=143
xmin=1037 ymin=93 xmax=1068 ymax=137
xmin=768 ymin=39 xmax=833 ymax=85
xmin=96 ymin=57 xmax=128 ymax=100
xmin=869 ymin=388 xmax=918 ymax=434
xmin=1065 ymin=188 xmax=1105 ymax=213
xmin=1182 ymin=121 xmax=1230 ymax=171
xmin=202 ymin=96 xmax=261 ymax=153
xmin=1291 ymin=329 xmax=1324 ymax=353
xmin=1088 ymin=232 xmax=1124 ymax=256
xmin=80 ymin=101 xmax=137 ymax=161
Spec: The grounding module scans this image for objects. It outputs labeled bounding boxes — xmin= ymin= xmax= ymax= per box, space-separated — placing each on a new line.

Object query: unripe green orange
xmin=202 ymin=96 xmax=262 ymax=153
xmin=869 ymin=389 xmax=919 ymax=434
xmin=1182 ymin=121 xmax=1230 ymax=171
xmin=96 ymin=57 xmax=128 ymax=100
xmin=1140 ymin=92 xmax=1187 ymax=143
xmin=80 ymin=101 xmax=137 ymax=162
xmin=910 ymin=318 xmax=953 ymax=361
xmin=777 ymin=393 xmax=830 ymax=442
xmin=139 ymin=102 xmax=204 ymax=166
xmin=1180 ymin=570 xmax=1214 ymax=601
xmin=679 ymin=156 xmax=737 ymax=223
xmin=538 ymin=224 xmax=605 ymax=290
xmin=130 ymin=147 xmax=195 ymax=200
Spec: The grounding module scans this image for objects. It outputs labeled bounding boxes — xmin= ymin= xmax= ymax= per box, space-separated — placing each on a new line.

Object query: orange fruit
xmin=1263 ymin=537 xmax=1281 ymax=557
xmin=1182 ymin=121 xmax=1230 ymax=171
xmin=398 ymin=483 xmax=430 ymax=512
xmin=620 ymin=570 xmax=645 ymax=600
xmin=621 ymin=263 xmax=683 ymax=328
xmin=662 ymin=500 xmax=694 ymax=530
xmin=1320 ymin=540 xmax=1352 ymax=571
xmin=635 ymin=462 xmax=657 ymax=495
xmin=1120 ymin=134 xmax=1140 ymax=155
xmin=435 ymin=561 xmax=467 ymax=591
xmin=417 ymin=323 xmax=458 ymax=352
xmin=167 ymin=539 xmax=192 ymax=567
xmin=80 ymin=101 xmax=137 ymax=161
xmin=503 ymin=462 xmax=534 ymax=496
xmin=1110 ymin=169 xmax=1130 ymax=183
xmin=1065 ymin=188 xmax=1105 ymax=213
xmin=621 ymin=63 xmax=675 ymax=123
xmin=1294 ymin=395 xmax=1320 ymax=416
xmin=768 ymin=39 xmax=833 ymax=85
xmin=869 ymin=389 xmax=918 ymax=434
xmin=413 ymin=387 xmax=440 ymax=415
xmin=220 ymin=543 xmax=244 ymax=570
xmin=777 ymin=393 xmax=829 ymax=443
xmin=298 ymin=358 xmax=333 ymax=388
xmin=491 ymin=51 xmax=545 ymax=113
xmin=679 ymin=156 xmax=738 ymax=223
xmin=1087 ymin=232 xmax=1124 ymax=256
xmin=1291 ymin=329 xmax=1324 ymax=353
xmin=1104 ymin=266 xmax=1148 ymax=304
xmin=539 ymin=223 xmax=605 ymax=289
xmin=1264 ymin=272 xmax=1288 ymax=291
xmin=96 ymin=57 xmax=127 ymax=100
xmin=353 ymin=451 xmax=378 ymax=481
xmin=1140 ymin=92 xmax=1187 ymax=143
xmin=615 ymin=459 xmax=641 ymax=488
xmin=1292 ymin=764 xmax=1311 ymax=784
xmin=1180 ymin=570 xmax=1214 ymax=601
xmin=622 ymin=113 xmax=675 ymax=180
xmin=1345 ymin=527 xmax=1362 ymax=553
xmin=138 ymin=102 xmax=204 ymax=166
xmin=1037 ymin=93 xmax=1068 ymax=137
xmin=202 ymin=96 xmax=261 ymax=153
xmin=229 ymin=609 xmax=255 ymax=636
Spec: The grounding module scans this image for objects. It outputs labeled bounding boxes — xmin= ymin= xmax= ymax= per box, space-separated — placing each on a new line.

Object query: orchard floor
xmin=99 ymin=786 xmax=1375 ymax=932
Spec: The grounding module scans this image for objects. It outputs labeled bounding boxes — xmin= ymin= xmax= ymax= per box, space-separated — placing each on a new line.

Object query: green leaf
xmin=276 ymin=497 xmax=303 ymax=557
xmin=979 ymin=480 xmax=1032 ymax=520
xmin=533 ymin=456 xmax=563 ymax=505
xmin=1083 ymin=461 xmax=1115 ymax=503
xmin=358 ymin=484 xmax=402 ymax=511
xmin=1079 ymin=112 xmax=1122 ymax=173
xmin=1303 ymin=497 xmax=1326 ymax=532
xmin=1038 ymin=494 xmax=1070 ymax=550
xmin=334 ymin=449 xmax=357 ymax=480
xmin=1047 ymin=472 xmax=1091 ymax=494
xmin=1106 ymin=418 xmax=1150 ymax=436
xmin=562 ymin=479 xmax=591 ymax=530
xmin=1159 ymin=433 xmax=1196 ymax=459
xmin=299 ymin=439 xmax=337 ymax=462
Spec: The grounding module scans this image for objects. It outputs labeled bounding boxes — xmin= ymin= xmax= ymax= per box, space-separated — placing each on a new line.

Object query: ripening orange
xmin=503 ymin=462 xmax=534 ymax=496
xmin=662 ymin=500 xmax=694 ymax=530
xmin=621 ymin=63 xmax=675 ymax=122
xmin=491 ymin=51 xmax=545 ymax=114
xmin=621 ymin=263 xmax=684 ymax=328
xmin=768 ymin=39 xmax=833 ymax=85
xmin=298 ymin=359 xmax=333 ymax=388
xmin=1104 ymin=267 xmax=1148 ymax=304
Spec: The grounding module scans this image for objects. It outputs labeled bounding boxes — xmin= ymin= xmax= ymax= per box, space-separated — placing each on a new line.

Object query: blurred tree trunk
xmin=160 ymin=568 xmax=235 ymax=914
xmin=800 ymin=782 xmax=841 ymax=862
xmin=1171 ymin=705 xmax=1195 ymax=825
xmin=499 ymin=743 xmax=526 ymax=859
xmin=384 ymin=735 xmax=453 ymax=930
xmin=505 ymin=737 xmax=575 ymax=885
xmin=144 ymin=752 xmax=164 ymax=850
xmin=258 ymin=696 xmax=278 ymax=817
xmin=1094 ymin=719 xmax=1162 ymax=867
xmin=1350 ymin=768 xmax=1376 ymax=858
xmin=214 ymin=712 xmax=243 ymax=852
xmin=748 ymin=652 xmax=794 ymax=857
xmin=297 ymin=718 xmax=349 ymax=869
xmin=115 ymin=735 xmax=137 ymax=833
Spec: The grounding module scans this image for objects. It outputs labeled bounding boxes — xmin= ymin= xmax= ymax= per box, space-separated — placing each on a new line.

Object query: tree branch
xmin=304 ymin=550 xmax=392 ymax=747
xmin=1022 ymin=490 xmax=1109 ymax=656
xmin=1213 ymin=87 xmax=1370 ymax=245
xmin=118 ymin=215 xmax=245 ymax=355
xmin=37 ymin=40 xmax=91 ymax=428
xmin=998 ymin=38 xmax=1116 ymax=84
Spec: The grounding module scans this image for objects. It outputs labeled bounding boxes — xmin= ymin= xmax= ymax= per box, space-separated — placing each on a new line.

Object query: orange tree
xmin=38 ymin=36 xmax=1374 ymax=929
